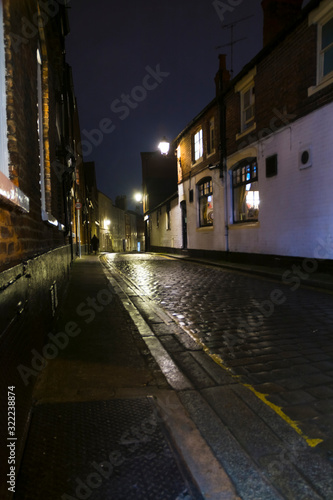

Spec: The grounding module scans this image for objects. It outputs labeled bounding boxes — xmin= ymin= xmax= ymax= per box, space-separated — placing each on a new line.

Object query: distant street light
xmin=158 ymin=136 xmax=170 ymax=155
xmin=134 ymin=192 xmax=143 ymax=203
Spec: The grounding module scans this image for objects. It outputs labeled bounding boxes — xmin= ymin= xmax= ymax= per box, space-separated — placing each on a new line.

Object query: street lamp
xmin=134 ymin=192 xmax=143 ymax=203
xmin=158 ymin=136 xmax=170 ymax=155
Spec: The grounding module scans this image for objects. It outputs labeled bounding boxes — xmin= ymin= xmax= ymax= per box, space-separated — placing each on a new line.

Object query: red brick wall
xmin=226 ymin=18 xmax=333 ymax=156
xmin=178 ymin=101 xmax=220 ymax=182
xmin=0 ymin=0 xmax=76 ymax=271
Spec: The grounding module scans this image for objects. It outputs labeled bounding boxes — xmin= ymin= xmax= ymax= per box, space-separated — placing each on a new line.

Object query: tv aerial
xmin=216 ymin=14 xmax=254 ymax=78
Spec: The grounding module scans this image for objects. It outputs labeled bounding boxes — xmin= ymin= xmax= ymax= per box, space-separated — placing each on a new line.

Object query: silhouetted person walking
xmin=91 ymin=235 xmax=99 ymax=254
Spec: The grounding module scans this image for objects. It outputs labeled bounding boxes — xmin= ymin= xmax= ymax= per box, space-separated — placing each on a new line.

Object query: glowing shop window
xmin=232 ymin=159 xmax=259 ymax=222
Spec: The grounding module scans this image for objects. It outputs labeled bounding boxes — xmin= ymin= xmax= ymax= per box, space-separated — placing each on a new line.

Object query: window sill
xmin=206 ymin=150 xmax=216 ymax=159
xmin=236 ymin=122 xmax=257 ymax=141
xmin=229 ymin=221 xmax=260 ymax=229
xmin=192 ymin=157 xmax=203 ymax=168
xmin=42 ymin=210 xmax=64 ymax=231
xmin=308 ymin=73 xmax=333 ymax=96
xmin=0 ymin=171 xmax=30 ymax=212
xmin=197 ymin=225 xmax=214 ymax=231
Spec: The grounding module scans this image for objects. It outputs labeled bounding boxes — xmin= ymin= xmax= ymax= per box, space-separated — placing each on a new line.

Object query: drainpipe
xmin=216 ymin=54 xmax=230 ymax=253
xmin=221 ymin=103 xmax=229 ymax=253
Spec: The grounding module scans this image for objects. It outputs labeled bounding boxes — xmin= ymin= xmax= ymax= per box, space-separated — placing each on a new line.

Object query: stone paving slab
xmin=178 ymin=390 xmax=284 ymax=500
xmin=15 ymin=398 xmax=203 ymax=500
xmin=202 ymin=386 xmax=284 ymax=462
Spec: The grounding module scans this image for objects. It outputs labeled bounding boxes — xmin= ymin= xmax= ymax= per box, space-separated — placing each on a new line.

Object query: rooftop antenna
xmin=216 ymin=14 xmax=254 ymax=78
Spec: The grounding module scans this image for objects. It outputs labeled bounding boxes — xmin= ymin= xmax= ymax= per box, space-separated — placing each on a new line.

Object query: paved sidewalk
xmin=158 ymin=253 xmax=333 ymax=292
xmin=14 ymin=255 xmax=238 ymax=500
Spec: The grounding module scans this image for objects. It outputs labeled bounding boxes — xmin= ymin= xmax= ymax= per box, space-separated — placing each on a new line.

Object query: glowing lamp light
xmin=104 ymin=219 xmax=111 ymax=229
xmin=134 ymin=192 xmax=143 ymax=203
xmin=158 ymin=137 xmax=170 ymax=155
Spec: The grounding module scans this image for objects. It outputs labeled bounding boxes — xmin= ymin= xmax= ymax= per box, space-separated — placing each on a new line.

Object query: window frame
xmin=235 ymin=67 xmax=257 ymax=139
xmin=232 ymin=158 xmax=259 ymax=223
xmin=241 ymin=83 xmax=255 ymax=132
xmin=0 ymin=1 xmax=29 ymax=212
xmin=318 ymin=14 xmax=333 ymax=83
xmin=308 ymin=4 xmax=333 ymax=95
xmin=37 ymin=44 xmax=46 ymax=214
xmin=0 ymin=0 xmax=8 ymax=178
xmin=197 ymin=177 xmax=214 ymax=227
xmin=193 ymin=128 xmax=203 ymax=163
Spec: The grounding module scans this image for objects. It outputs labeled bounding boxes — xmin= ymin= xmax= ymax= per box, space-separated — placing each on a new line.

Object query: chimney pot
xmin=262 ymin=0 xmax=303 ymax=46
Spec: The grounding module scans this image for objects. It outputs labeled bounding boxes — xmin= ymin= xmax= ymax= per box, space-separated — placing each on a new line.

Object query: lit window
xmin=320 ymin=16 xmax=333 ymax=81
xmin=193 ymin=129 xmax=203 ymax=162
xmin=198 ymin=178 xmax=213 ymax=227
xmin=0 ymin=0 xmax=8 ymax=177
xmin=232 ymin=159 xmax=259 ymax=223
xmin=37 ymin=45 xmax=46 ymax=213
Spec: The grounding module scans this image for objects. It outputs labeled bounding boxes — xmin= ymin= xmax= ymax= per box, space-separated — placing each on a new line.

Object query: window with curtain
xmin=198 ymin=178 xmax=213 ymax=227
xmin=232 ymin=159 xmax=259 ymax=223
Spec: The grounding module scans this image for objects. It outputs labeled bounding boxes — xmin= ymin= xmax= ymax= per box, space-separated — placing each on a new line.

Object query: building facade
xmin=98 ymin=191 xmax=144 ymax=253
xmin=147 ymin=0 xmax=333 ymax=267
xmin=148 ymin=192 xmax=182 ymax=252
xmin=0 ymin=1 xmax=87 ymax=486
xmin=224 ymin=0 xmax=333 ymax=260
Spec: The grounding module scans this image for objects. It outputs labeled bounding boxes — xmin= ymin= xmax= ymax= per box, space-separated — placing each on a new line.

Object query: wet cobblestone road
xmin=104 ymin=253 xmax=333 ymax=451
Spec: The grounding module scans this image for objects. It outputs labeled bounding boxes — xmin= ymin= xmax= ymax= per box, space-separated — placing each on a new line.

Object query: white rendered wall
xmin=150 ymin=196 xmax=182 ymax=249
xmin=227 ymin=102 xmax=333 ymax=258
xmin=182 ymin=168 xmax=226 ymax=251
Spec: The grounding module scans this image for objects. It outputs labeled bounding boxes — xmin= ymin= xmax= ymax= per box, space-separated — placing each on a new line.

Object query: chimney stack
xmin=261 ymin=0 xmax=303 ymax=46
xmin=215 ymin=54 xmax=230 ymax=95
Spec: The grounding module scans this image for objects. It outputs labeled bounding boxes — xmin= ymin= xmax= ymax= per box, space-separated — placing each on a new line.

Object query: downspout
xmin=220 ymin=100 xmax=229 ymax=253
xmin=216 ymin=54 xmax=230 ymax=252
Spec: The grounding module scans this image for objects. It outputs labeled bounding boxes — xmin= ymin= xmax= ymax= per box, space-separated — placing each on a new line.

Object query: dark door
xmin=181 ymin=201 xmax=187 ymax=249
xmin=145 ymin=218 xmax=150 ymax=252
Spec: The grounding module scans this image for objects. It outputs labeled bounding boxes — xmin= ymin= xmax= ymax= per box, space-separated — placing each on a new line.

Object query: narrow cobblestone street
xmin=103 ymin=253 xmax=333 ymax=456
xmin=13 ymin=254 xmax=333 ymax=500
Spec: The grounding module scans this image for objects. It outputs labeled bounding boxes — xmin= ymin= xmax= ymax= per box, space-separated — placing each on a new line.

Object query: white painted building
xmin=225 ymin=101 xmax=333 ymax=259
xmin=146 ymin=0 xmax=333 ymax=267
xmin=148 ymin=193 xmax=183 ymax=252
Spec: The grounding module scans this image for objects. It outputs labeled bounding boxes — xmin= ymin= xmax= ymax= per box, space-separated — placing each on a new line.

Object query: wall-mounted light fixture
xmin=134 ymin=192 xmax=143 ymax=203
xmin=158 ymin=136 xmax=170 ymax=155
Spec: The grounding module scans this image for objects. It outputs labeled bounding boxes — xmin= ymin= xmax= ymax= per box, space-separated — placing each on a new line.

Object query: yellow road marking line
xmin=205 ymin=350 xmax=323 ymax=448
xmin=243 ymin=384 xmax=323 ymax=448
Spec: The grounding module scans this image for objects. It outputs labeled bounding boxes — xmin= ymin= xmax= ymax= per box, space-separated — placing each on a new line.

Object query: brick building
xmin=147 ymin=0 xmax=333 ymax=267
xmin=83 ymin=161 xmax=100 ymax=249
xmin=141 ymin=150 xmax=177 ymax=214
xmin=98 ymin=190 xmax=144 ymax=253
xmin=224 ymin=0 xmax=333 ymax=261
xmin=0 ymin=1 xmax=87 ymax=488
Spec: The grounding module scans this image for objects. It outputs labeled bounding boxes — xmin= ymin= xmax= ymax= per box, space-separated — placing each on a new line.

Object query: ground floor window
xmin=198 ymin=178 xmax=213 ymax=226
xmin=166 ymin=203 xmax=171 ymax=230
xmin=232 ymin=158 xmax=259 ymax=222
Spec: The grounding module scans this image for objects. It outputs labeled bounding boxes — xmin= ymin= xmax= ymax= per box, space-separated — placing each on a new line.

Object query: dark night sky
xmin=65 ymin=0 xmax=307 ymax=209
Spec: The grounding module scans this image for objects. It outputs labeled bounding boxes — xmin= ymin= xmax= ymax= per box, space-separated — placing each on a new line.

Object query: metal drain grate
xmin=15 ymin=398 xmax=203 ymax=500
